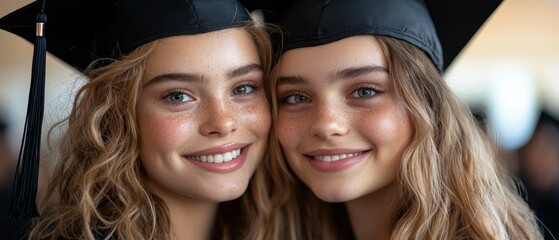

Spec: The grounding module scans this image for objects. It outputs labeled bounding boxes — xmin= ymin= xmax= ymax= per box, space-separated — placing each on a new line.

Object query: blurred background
xmin=443 ymin=1 xmax=559 ymax=238
xmin=1 ymin=0 xmax=558 ymax=239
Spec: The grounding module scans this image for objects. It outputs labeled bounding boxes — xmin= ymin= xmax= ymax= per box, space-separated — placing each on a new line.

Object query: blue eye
xmin=350 ymin=87 xmax=378 ymax=98
xmin=233 ymin=84 xmax=255 ymax=95
xmin=282 ymin=94 xmax=310 ymax=104
xmin=165 ymin=92 xmax=192 ymax=103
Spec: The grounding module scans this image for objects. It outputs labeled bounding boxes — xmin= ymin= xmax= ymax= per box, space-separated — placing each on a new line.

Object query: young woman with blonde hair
xmin=1 ymin=0 xmax=274 ymax=239
xmin=264 ymin=0 xmax=545 ymax=239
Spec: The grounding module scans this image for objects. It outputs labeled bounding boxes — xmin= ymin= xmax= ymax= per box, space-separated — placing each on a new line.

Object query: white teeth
xmin=314 ymin=152 xmax=364 ymax=162
xmin=189 ymin=149 xmax=241 ymax=163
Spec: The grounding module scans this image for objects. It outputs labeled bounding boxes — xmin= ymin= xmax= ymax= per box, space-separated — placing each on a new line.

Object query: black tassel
xmin=9 ymin=8 xmax=47 ymax=219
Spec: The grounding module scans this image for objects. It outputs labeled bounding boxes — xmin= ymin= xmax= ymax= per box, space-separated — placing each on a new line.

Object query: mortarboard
xmin=244 ymin=0 xmax=502 ymax=72
xmin=0 ymin=0 xmax=251 ymax=71
xmin=0 ymin=0 xmax=252 ymax=219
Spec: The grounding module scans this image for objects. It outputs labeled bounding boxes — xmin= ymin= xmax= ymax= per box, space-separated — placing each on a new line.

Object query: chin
xmin=207 ymin=181 xmax=250 ymax=202
xmin=307 ymin=181 xmax=364 ymax=203
xmin=220 ymin=189 xmax=247 ymax=201
xmin=312 ymin=190 xmax=359 ymax=203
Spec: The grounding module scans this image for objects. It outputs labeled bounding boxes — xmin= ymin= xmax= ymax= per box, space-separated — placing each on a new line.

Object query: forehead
xmin=150 ymin=28 xmax=256 ymax=58
xmin=143 ymin=28 xmax=260 ymax=78
xmin=278 ymin=35 xmax=387 ymax=76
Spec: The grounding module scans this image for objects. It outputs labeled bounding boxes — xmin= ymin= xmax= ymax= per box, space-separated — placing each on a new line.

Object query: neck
xmin=344 ymin=183 xmax=398 ymax=240
xmin=167 ymin=198 xmax=219 ymax=240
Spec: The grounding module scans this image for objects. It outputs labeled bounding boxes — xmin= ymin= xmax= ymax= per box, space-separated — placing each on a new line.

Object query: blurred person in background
xmin=518 ymin=111 xmax=559 ymax=239
xmin=0 ymin=116 xmax=28 ymax=239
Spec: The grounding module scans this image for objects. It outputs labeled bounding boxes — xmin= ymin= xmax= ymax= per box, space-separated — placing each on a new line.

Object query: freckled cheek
xmin=239 ymin=102 xmax=271 ymax=136
xmin=138 ymin=111 xmax=195 ymax=151
xmin=357 ymin=110 xmax=413 ymax=147
xmin=277 ymin=113 xmax=304 ymax=149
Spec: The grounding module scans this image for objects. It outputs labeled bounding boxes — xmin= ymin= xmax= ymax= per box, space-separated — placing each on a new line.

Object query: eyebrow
xmin=227 ymin=63 xmax=262 ymax=79
xmin=277 ymin=75 xmax=309 ymax=86
xmin=334 ymin=65 xmax=388 ymax=79
xmin=144 ymin=63 xmax=262 ymax=87
xmin=277 ymin=65 xmax=388 ymax=86
xmin=144 ymin=73 xmax=207 ymax=87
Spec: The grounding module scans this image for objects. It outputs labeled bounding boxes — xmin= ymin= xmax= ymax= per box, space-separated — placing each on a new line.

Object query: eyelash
xmin=160 ymin=81 xmax=260 ymax=104
xmin=233 ymin=81 xmax=261 ymax=96
xmin=348 ymin=84 xmax=383 ymax=99
xmin=278 ymin=84 xmax=384 ymax=105
xmin=278 ymin=91 xmax=310 ymax=105
xmin=162 ymin=89 xmax=193 ymax=105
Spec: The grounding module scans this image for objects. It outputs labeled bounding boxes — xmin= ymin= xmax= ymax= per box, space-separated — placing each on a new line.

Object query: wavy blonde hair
xmin=29 ymin=23 xmax=274 ymax=240
xmin=267 ymin=35 xmax=544 ymax=239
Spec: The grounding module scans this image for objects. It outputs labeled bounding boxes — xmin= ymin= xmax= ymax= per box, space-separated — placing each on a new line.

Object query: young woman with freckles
xmin=1 ymin=0 xmax=275 ymax=239
xmin=263 ymin=0 xmax=545 ymax=239
xmin=277 ymin=36 xmax=412 ymax=239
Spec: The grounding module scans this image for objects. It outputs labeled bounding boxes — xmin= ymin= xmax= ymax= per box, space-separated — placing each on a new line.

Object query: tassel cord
xmin=9 ymin=11 xmax=47 ymax=219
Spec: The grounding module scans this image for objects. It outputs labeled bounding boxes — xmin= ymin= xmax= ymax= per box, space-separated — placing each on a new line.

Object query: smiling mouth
xmin=187 ymin=148 xmax=242 ymax=163
xmin=309 ymin=151 xmax=368 ymax=162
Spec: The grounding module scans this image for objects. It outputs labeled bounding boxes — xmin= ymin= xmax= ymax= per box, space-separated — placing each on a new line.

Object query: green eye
xmin=233 ymin=85 xmax=255 ymax=95
xmin=350 ymin=88 xmax=377 ymax=98
xmin=284 ymin=94 xmax=310 ymax=104
xmin=166 ymin=92 xmax=192 ymax=103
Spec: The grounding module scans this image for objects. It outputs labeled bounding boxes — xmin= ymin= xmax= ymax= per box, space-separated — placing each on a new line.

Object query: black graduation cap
xmin=244 ymin=0 xmax=502 ymax=72
xmin=0 ymin=0 xmax=251 ymax=71
xmin=0 ymin=0 xmax=252 ymax=219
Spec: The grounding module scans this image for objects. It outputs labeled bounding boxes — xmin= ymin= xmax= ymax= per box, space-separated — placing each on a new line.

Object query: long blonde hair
xmin=267 ymin=35 xmax=544 ymax=239
xmin=30 ymin=23 xmax=274 ymax=240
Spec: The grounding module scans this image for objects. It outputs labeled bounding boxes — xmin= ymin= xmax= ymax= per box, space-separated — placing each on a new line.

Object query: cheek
xmin=276 ymin=113 xmax=302 ymax=149
xmin=241 ymin=100 xmax=271 ymax=137
xmin=137 ymin=105 xmax=195 ymax=152
xmin=356 ymin=107 xmax=413 ymax=148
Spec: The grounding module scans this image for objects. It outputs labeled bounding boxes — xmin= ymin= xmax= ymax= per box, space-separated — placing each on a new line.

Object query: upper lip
xmin=304 ymin=148 xmax=370 ymax=156
xmin=185 ymin=143 xmax=249 ymax=156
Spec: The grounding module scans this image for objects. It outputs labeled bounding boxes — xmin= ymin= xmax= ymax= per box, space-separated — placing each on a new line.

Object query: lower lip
xmin=308 ymin=152 xmax=368 ymax=173
xmin=186 ymin=146 xmax=249 ymax=173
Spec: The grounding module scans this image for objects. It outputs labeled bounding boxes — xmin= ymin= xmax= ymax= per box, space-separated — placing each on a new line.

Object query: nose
xmin=310 ymin=102 xmax=349 ymax=140
xmin=199 ymin=98 xmax=238 ymax=137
